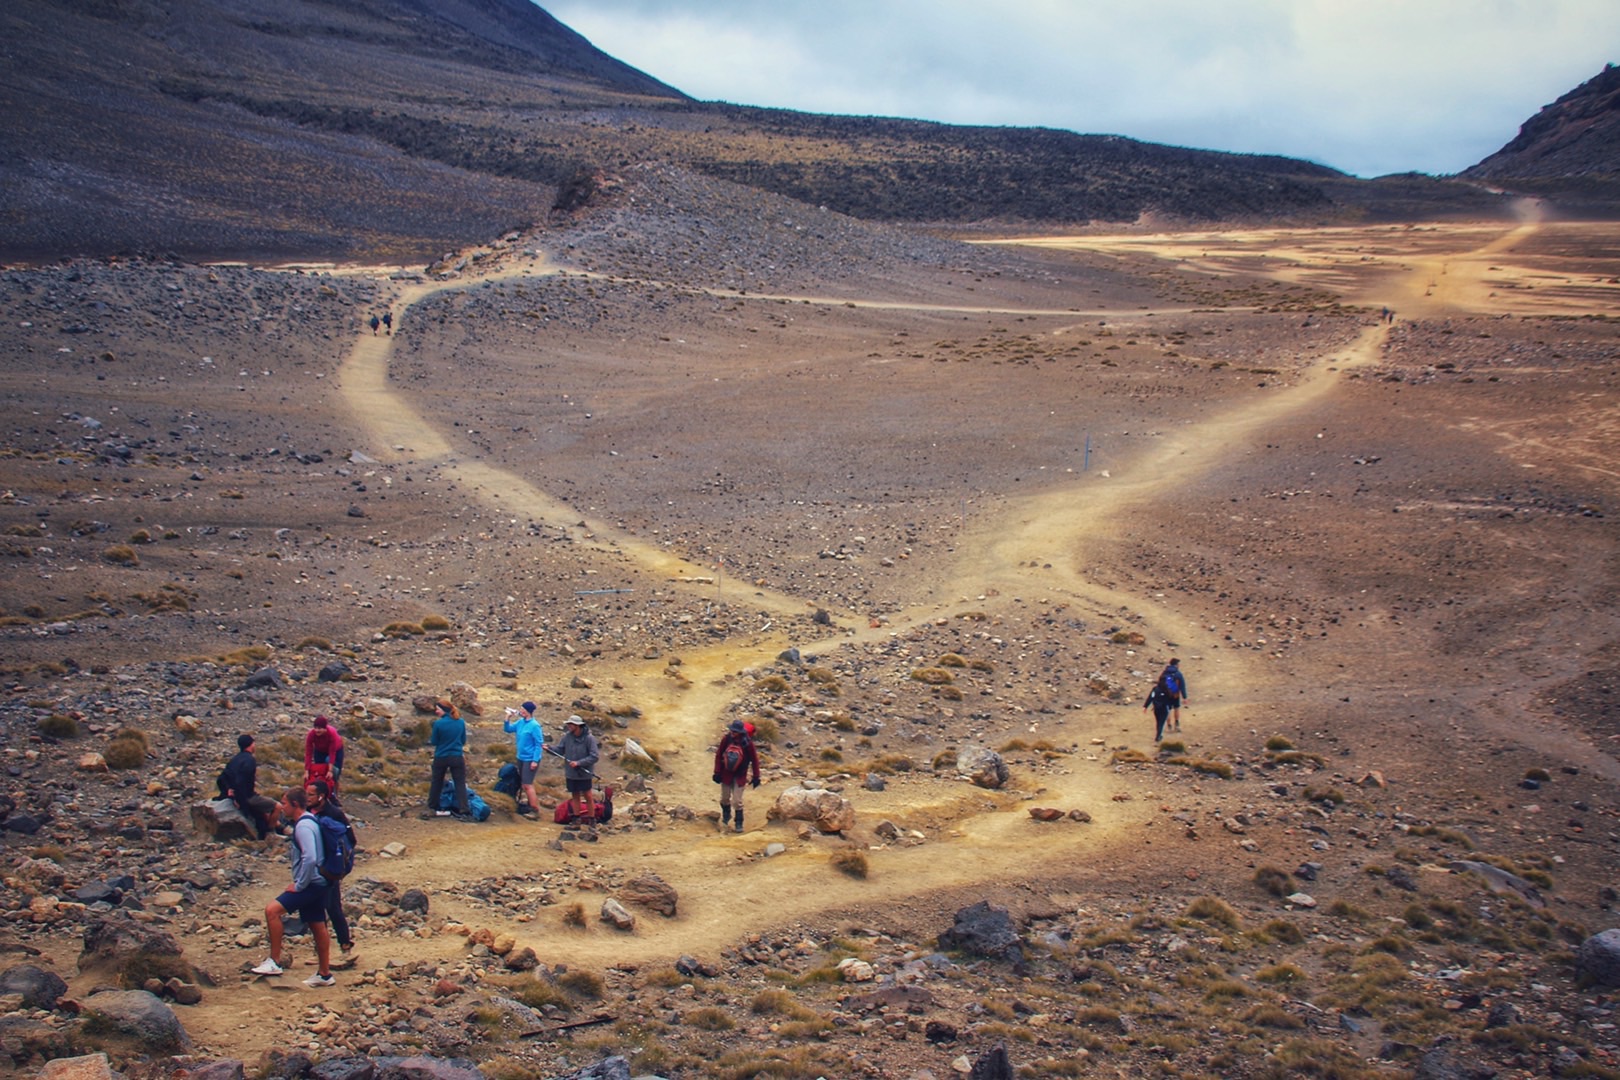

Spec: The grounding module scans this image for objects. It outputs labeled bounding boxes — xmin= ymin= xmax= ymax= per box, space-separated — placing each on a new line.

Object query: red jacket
xmin=305 ymin=726 xmax=344 ymax=773
xmin=713 ymin=732 xmax=760 ymax=785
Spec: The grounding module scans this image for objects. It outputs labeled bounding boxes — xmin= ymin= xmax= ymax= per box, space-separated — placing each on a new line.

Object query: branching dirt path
xmin=315 ymin=243 xmax=1424 ymax=978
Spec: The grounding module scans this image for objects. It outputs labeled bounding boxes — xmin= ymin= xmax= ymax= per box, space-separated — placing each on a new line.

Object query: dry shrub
xmin=38 ymin=714 xmax=80 ymax=739
xmin=831 ymin=848 xmax=869 ymax=879
xmin=1185 ymin=896 xmax=1241 ymax=929
xmin=931 ymin=750 xmax=958 ymax=771
xmin=562 ymin=902 xmax=587 ymax=928
xmin=295 ymin=636 xmax=332 ymax=652
xmin=909 ymin=667 xmax=953 ymax=685
xmin=102 ymin=544 xmax=139 ymax=566
xmin=1255 ymin=866 xmax=1295 ymax=897
xmin=749 ymin=715 xmax=779 ymax=744
xmin=104 ymin=738 xmax=146 ymax=770
xmin=937 ymin=653 xmax=967 ymax=668
xmin=806 ymin=666 xmax=838 ymax=683
xmin=753 ymin=674 xmax=790 ymax=693
xmin=382 ymin=622 xmax=424 ymax=638
xmin=556 ymin=968 xmax=603 ymax=999
xmin=421 ymin=614 xmax=452 ymax=631
xmin=687 ymin=1006 xmax=734 ymax=1031
xmin=1265 ymin=734 xmax=1295 ymax=751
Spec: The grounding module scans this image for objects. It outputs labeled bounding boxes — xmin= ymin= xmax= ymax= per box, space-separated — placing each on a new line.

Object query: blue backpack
xmin=438 ymin=780 xmax=492 ymax=822
xmin=314 ymin=813 xmax=354 ymax=881
xmin=1159 ymin=667 xmax=1182 ymax=697
xmin=493 ymin=763 xmax=520 ymax=797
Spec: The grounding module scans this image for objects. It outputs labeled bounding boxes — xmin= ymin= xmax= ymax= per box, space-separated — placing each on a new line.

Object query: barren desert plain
xmin=1 ymin=169 xmax=1619 ymax=1078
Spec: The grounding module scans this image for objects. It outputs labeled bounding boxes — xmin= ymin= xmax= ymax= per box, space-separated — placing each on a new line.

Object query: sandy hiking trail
xmin=311 ymin=239 xmax=1418 ymax=975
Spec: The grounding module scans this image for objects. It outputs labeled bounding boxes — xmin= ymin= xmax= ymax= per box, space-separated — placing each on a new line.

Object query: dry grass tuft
xmin=831 ymin=848 xmax=869 ymax=879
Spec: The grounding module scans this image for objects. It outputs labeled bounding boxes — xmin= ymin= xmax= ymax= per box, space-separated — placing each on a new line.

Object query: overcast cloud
xmin=541 ymin=0 xmax=1618 ymax=177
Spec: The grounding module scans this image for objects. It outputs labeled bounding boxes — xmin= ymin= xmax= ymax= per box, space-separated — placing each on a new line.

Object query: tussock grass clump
xmin=754 ymin=674 xmax=790 ymax=693
xmin=5 ymin=524 xmax=44 ymax=537
xmin=1267 ymin=749 xmax=1328 ymax=766
xmin=831 ymin=712 xmax=855 ymax=731
xmin=502 ymin=976 xmax=572 ymax=1012
xmin=1260 ymin=918 xmax=1306 ymax=945
xmin=31 ymin=844 xmax=67 ymax=865
xmin=819 ymin=748 xmax=843 ymax=762
xmin=38 ymin=714 xmax=80 ymax=739
xmin=748 ymin=715 xmax=779 ymax=744
xmin=937 ymin=653 xmax=967 ymax=668
xmin=1157 ymin=739 xmax=1186 ymax=754
xmin=1254 ymin=866 xmax=1295 ymax=897
xmin=556 ymin=969 xmax=603 ymax=999
xmin=101 ymin=544 xmax=139 ymax=566
xmin=1303 ymin=784 xmax=1346 ymax=805
xmin=1255 ymin=963 xmax=1306 ymax=984
xmin=1185 ymin=896 xmax=1242 ymax=929
xmin=806 ymin=665 xmax=839 ymax=684
xmin=104 ymin=727 xmax=150 ymax=770
xmin=128 ymin=529 xmax=153 ymax=544
xmin=1524 ymin=767 xmax=1552 ymax=782
xmin=831 ymin=848 xmax=869 ymax=879
xmin=294 ymin=636 xmax=332 ymax=653
xmin=382 ymin=622 xmax=424 ymax=638
xmin=621 ymin=753 xmax=660 ymax=778
xmin=1110 ymin=748 xmax=1153 ymax=765
xmin=219 ymin=645 xmax=271 ymax=667
xmin=1109 ymin=630 xmax=1146 ymax=645
xmin=909 ymin=667 xmax=954 ymax=685
xmin=420 ymin=614 xmax=452 ymax=631
xmin=931 ymin=750 xmax=958 ymax=771
xmin=1264 ymin=734 xmax=1294 ymax=751
xmin=686 ymin=1006 xmax=734 ymax=1031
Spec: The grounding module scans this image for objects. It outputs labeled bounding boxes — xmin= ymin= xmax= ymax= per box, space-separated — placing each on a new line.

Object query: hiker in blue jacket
xmin=1157 ymin=659 xmax=1190 ymax=733
xmin=503 ymin=701 xmax=544 ymax=818
xmin=427 ymin=699 xmax=471 ymax=819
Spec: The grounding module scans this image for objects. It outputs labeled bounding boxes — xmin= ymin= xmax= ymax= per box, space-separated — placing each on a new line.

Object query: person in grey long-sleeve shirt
xmin=251 ymin=787 xmax=334 ymax=985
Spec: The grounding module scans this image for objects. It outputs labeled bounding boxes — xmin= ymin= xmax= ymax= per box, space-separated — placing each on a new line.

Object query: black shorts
xmin=566 ymin=778 xmax=592 ymax=795
xmin=276 ymin=884 xmax=329 ymax=924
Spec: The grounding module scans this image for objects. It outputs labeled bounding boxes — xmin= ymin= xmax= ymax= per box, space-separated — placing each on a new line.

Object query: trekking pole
xmin=543 ymin=744 xmax=597 ymax=781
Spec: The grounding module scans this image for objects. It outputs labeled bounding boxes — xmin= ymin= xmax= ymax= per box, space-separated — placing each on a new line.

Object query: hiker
xmin=1143 ymin=682 xmax=1173 ymax=743
xmin=218 ymin=733 xmax=279 ymax=840
xmin=369 ymin=314 xmax=380 ymax=335
xmin=427 ymin=699 xmax=472 ymax=820
xmin=712 ymin=718 xmax=761 ymax=833
xmin=381 ymin=311 xmax=392 ymax=334
xmin=252 ymin=786 xmax=335 ymax=987
xmin=304 ymin=778 xmax=355 ymax=966
xmin=304 ymin=714 xmax=344 ymax=792
xmin=545 ymin=715 xmax=599 ymax=822
xmin=502 ymin=700 xmax=544 ymax=817
xmin=1157 ymin=658 xmax=1190 ymax=733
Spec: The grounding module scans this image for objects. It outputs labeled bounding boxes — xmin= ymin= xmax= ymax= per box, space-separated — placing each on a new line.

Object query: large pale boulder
xmin=957 ymin=745 xmax=1008 ymax=789
xmin=618 ymin=873 xmax=678 ymax=917
xmin=774 ymin=786 xmax=855 ymax=833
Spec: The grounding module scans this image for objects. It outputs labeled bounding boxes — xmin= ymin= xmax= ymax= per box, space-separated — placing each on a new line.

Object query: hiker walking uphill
xmin=426 ymin=699 xmax=472 ymax=820
xmin=304 ymin=778 xmax=356 ymax=966
xmin=545 ymin=715 xmax=599 ymax=823
xmin=1143 ymin=682 xmax=1173 ymax=743
xmin=502 ymin=700 xmax=544 ymax=818
xmin=713 ymin=718 xmax=761 ymax=833
xmin=1157 ymin=658 xmax=1190 ymax=733
xmin=252 ymin=787 xmax=335 ymax=987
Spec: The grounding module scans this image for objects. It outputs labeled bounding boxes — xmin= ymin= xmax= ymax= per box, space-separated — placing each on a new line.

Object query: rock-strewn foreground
xmin=0 ymin=172 xmax=1618 ymax=1079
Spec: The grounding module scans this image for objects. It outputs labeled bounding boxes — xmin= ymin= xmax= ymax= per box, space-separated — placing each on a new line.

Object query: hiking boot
xmin=734 ymin=811 xmax=744 ymax=833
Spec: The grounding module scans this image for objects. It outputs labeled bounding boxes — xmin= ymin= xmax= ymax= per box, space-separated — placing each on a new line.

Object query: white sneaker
xmin=303 ymin=973 xmax=336 ymax=987
xmin=434 ymin=809 xmax=451 ymax=817
xmin=251 ymin=958 xmax=284 ymax=976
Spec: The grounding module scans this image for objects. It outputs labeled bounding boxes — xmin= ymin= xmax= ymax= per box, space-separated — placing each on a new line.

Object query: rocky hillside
xmin=0 ymin=0 xmax=1537 ymax=264
xmin=1460 ymin=64 xmax=1620 ymax=209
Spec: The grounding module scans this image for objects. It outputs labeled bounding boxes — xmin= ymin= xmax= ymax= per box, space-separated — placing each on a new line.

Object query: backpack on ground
xmin=553 ymin=787 xmax=614 ymax=825
xmin=439 ymin=779 xmax=491 ymax=822
xmin=314 ymin=813 xmax=354 ymax=882
xmin=493 ymin=762 xmax=520 ymax=797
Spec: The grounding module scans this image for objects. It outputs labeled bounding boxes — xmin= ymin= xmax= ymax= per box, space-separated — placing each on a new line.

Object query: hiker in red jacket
xmin=712 ymin=718 xmax=761 ymax=833
xmin=304 ymin=715 xmax=344 ymax=792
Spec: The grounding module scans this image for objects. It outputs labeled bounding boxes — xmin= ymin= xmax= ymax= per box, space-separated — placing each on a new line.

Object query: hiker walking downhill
xmin=545 ymin=715 xmax=599 ymax=822
xmin=304 ymin=714 xmax=344 ymax=793
xmin=503 ymin=701 xmax=544 ymax=818
xmin=713 ymin=718 xmax=761 ymax=833
xmin=304 ymin=778 xmax=356 ymax=966
xmin=427 ymin=699 xmax=472 ymax=820
xmin=1157 ymin=658 xmax=1190 ymax=733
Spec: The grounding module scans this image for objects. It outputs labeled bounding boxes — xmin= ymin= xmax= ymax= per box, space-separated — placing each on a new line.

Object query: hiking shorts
xmin=565 ymin=777 xmax=592 ymax=795
xmin=276 ymin=883 xmax=329 ymax=924
xmin=518 ymin=761 xmax=539 ymax=786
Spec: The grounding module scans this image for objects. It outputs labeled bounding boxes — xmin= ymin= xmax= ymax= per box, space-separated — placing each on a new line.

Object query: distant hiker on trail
xmin=502 ymin=700 xmax=544 ymax=818
xmin=427 ymin=699 xmax=472 ymax=820
xmin=1143 ymin=683 xmax=1173 ymax=743
xmin=304 ymin=778 xmax=356 ymax=966
xmin=1157 ymin=659 xmax=1189 ymax=733
xmin=713 ymin=718 xmax=761 ymax=833
xmin=304 ymin=715 xmax=344 ymax=792
xmin=218 ymin=732 xmax=278 ymax=840
xmin=252 ymin=786 xmax=335 ymax=987
xmin=382 ymin=311 xmax=392 ymax=334
xmin=545 ymin=715 xmax=599 ymax=823
xmin=369 ymin=314 xmax=380 ymax=335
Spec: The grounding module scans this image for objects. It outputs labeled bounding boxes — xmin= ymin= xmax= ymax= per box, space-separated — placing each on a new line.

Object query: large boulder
xmin=446 ymin=682 xmax=482 ymax=717
xmin=938 ymin=900 xmax=1023 ymax=961
xmin=190 ymin=798 xmax=254 ymax=842
xmin=0 ymin=1014 xmax=76 ymax=1065
xmin=80 ymin=989 xmax=190 ymax=1052
xmin=1577 ymin=928 xmax=1620 ymax=987
xmin=774 ymin=786 xmax=855 ymax=833
xmin=618 ymin=873 xmax=678 ymax=917
xmin=0 ymin=963 xmax=66 ymax=1009
xmin=78 ymin=915 xmax=188 ymax=982
xmin=35 ymin=1052 xmax=117 ymax=1080
xmin=957 ymin=745 xmax=1009 ymax=789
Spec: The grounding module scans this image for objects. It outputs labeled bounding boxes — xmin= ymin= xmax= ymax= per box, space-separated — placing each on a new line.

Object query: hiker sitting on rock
xmin=218 ymin=733 xmax=279 ymax=840
xmin=713 ymin=718 xmax=761 ymax=833
xmin=545 ymin=715 xmax=599 ymax=823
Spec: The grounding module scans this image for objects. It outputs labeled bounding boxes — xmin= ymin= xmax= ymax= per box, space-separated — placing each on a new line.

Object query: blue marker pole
xmin=1083 ymin=432 xmax=1091 ymax=472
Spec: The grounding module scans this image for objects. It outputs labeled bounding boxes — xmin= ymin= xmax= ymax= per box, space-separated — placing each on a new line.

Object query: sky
xmin=541 ymin=0 xmax=1619 ymax=178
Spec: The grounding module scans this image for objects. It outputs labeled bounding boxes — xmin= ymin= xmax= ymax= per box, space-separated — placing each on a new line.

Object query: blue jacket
xmin=431 ymin=714 xmax=466 ymax=758
xmin=503 ymin=715 xmax=544 ymax=762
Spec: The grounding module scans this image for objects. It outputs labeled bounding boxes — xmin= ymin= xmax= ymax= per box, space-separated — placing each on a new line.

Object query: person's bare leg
xmin=265 ymin=901 xmax=286 ymax=964
xmin=312 ymin=920 xmax=332 ymax=977
xmin=523 ymin=783 xmax=538 ymax=814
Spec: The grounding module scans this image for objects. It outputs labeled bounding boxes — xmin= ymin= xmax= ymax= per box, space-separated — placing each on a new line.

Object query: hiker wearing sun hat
xmin=545 ymin=715 xmax=599 ymax=822
xmin=502 ymin=701 xmax=544 ymax=817
xmin=712 ymin=718 xmax=761 ymax=833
